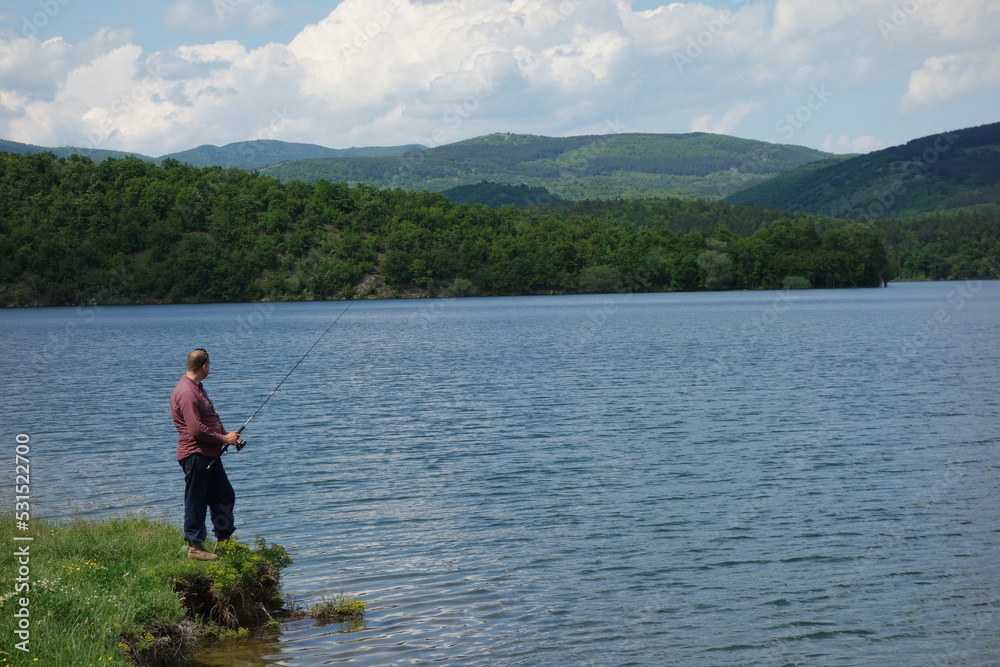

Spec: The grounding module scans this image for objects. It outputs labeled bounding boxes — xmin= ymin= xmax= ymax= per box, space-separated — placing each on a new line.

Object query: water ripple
xmin=2 ymin=286 xmax=999 ymax=665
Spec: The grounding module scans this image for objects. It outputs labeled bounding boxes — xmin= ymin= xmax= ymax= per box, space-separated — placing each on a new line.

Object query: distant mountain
xmin=0 ymin=138 xmax=423 ymax=170
xmin=0 ymin=138 xmax=151 ymax=162
xmin=726 ymin=122 xmax=1000 ymax=218
xmin=441 ymin=181 xmax=561 ymax=207
xmin=159 ymin=140 xmax=425 ymax=169
xmin=257 ymin=132 xmax=834 ymax=201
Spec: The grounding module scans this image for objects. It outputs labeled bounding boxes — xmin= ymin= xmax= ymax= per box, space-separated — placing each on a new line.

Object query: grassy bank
xmin=0 ymin=515 xmax=292 ymax=666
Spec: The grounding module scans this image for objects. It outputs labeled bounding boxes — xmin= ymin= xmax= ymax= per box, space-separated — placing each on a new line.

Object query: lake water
xmin=2 ymin=282 xmax=999 ymax=666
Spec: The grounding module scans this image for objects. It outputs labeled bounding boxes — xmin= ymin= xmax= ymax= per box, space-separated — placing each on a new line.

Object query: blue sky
xmin=1 ymin=0 xmax=997 ymax=156
xmin=7 ymin=1 xmax=685 ymax=50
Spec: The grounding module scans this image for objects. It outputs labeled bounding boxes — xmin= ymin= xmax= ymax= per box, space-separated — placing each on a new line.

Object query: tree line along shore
xmin=1 ymin=152 xmax=997 ymax=307
xmin=0 ymin=514 xmax=364 ymax=665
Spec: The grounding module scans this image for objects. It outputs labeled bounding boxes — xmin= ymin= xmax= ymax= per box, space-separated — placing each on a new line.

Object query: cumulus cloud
xmin=691 ymin=102 xmax=761 ymax=135
xmin=0 ymin=0 xmax=996 ymax=155
xmin=9 ymin=42 xmax=164 ymax=149
xmin=0 ymin=28 xmax=132 ymax=98
xmin=900 ymin=50 xmax=1000 ymax=110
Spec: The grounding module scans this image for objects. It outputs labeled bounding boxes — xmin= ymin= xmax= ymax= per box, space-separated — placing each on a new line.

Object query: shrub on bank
xmin=781 ymin=275 xmax=812 ymax=289
xmin=310 ymin=592 xmax=368 ymax=623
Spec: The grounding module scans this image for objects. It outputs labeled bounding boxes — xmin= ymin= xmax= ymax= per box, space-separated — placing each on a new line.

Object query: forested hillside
xmin=441 ymin=181 xmax=561 ymax=207
xmin=727 ymin=122 xmax=1000 ymax=218
xmin=0 ymin=138 xmax=150 ymax=163
xmin=543 ymin=199 xmax=999 ymax=282
xmin=0 ymin=137 xmax=424 ymax=171
xmin=0 ymin=152 xmax=903 ymax=307
xmin=874 ymin=211 xmax=1000 ymax=280
xmin=161 ymin=140 xmax=424 ymax=170
xmin=258 ymin=132 xmax=832 ymax=200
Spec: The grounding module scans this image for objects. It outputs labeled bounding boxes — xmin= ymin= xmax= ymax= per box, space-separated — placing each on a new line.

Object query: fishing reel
xmin=208 ymin=437 xmax=245 ymax=470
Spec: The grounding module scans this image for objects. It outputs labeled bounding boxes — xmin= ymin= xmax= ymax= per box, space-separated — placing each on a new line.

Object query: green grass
xmin=0 ymin=514 xmax=195 ymax=665
xmin=310 ymin=592 xmax=367 ymax=624
xmin=0 ymin=514 xmax=291 ymax=666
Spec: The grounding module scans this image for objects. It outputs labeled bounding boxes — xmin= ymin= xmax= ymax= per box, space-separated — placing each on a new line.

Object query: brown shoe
xmin=187 ymin=541 xmax=219 ymax=562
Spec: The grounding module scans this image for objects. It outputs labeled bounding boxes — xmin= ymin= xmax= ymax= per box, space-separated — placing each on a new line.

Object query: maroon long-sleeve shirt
xmin=171 ymin=374 xmax=226 ymax=460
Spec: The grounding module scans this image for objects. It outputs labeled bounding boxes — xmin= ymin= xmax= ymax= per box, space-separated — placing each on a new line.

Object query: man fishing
xmin=170 ymin=348 xmax=242 ymax=561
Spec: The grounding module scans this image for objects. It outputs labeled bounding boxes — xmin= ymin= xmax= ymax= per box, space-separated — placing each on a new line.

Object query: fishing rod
xmin=208 ymin=299 xmax=356 ymax=468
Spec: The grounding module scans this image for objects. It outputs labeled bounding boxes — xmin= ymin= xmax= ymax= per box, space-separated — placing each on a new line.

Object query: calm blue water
xmin=2 ymin=282 xmax=999 ymax=666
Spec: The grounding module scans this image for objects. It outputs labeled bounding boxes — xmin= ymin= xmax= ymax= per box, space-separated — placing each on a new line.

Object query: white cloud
xmin=900 ymin=49 xmax=1000 ymax=110
xmin=0 ymin=0 xmax=996 ymax=155
xmin=6 ymin=42 xmax=152 ymax=148
xmin=691 ymin=101 xmax=760 ymax=134
xmin=822 ymin=134 xmax=886 ymax=155
xmin=0 ymin=28 xmax=132 ymax=99
xmin=877 ymin=0 xmax=1000 ymax=49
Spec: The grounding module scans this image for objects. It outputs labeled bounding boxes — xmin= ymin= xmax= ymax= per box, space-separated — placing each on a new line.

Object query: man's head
xmin=186 ymin=348 xmax=210 ymax=380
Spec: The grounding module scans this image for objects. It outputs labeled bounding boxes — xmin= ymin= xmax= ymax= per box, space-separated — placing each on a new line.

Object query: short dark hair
xmin=186 ymin=348 xmax=209 ymax=372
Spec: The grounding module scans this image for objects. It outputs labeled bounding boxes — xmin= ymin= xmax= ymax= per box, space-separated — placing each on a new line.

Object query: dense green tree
xmin=697 ymin=249 xmax=733 ymax=290
xmin=1 ymin=151 xmax=987 ymax=307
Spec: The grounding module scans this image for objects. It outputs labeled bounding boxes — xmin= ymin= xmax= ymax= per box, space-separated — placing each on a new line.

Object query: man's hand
xmin=222 ymin=431 xmax=241 ymax=445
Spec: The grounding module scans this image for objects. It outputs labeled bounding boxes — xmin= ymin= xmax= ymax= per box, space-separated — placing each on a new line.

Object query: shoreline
xmin=0 ymin=515 xmax=310 ymax=665
xmin=9 ymin=278 xmax=987 ymax=311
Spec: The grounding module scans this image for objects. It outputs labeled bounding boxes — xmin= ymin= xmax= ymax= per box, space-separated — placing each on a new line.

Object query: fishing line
xmin=210 ymin=299 xmax=357 ymax=467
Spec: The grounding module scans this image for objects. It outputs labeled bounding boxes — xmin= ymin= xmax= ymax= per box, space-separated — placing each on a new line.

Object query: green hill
xmin=0 ymin=138 xmax=423 ymax=170
xmin=0 ymin=138 xmax=151 ymax=162
xmin=726 ymin=122 xmax=1000 ymax=218
xmin=441 ymin=181 xmax=560 ymax=207
xmin=160 ymin=140 xmax=425 ymax=169
xmin=257 ymin=132 xmax=833 ymax=201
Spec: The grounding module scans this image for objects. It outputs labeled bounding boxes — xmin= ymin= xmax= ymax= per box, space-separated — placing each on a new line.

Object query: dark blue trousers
xmin=179 ymin=452 xmax=235 ymax=543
